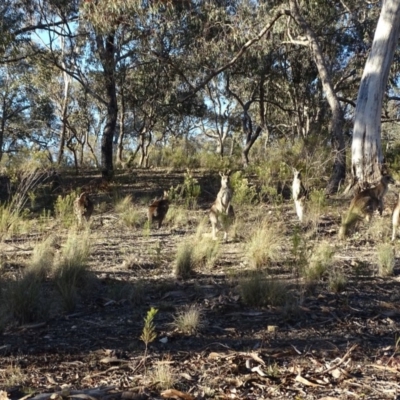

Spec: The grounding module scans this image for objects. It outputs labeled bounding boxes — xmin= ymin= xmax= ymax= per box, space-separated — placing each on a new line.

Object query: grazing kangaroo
xmin=209 ymin=170 xmax=235 ymax=241
xmin=339 ymin=175 xmax=394 ymax=239
xmin=74 ymin=192 xmax=94 ymax=226
xmin=148 ymin=190 xmax=169 ymax=229
xmin=292 ymin=168 xmax=308 ymax=222
xmin=392 ymin=193 xmax=400 ymax=241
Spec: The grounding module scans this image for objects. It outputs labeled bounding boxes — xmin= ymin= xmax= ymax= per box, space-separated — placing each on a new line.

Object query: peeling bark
xmin=351 ymin=0 xmax=400 ymax=186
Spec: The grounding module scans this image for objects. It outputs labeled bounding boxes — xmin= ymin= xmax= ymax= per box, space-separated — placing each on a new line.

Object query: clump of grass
xmin=238 ymin=272 xmax=289 ymax=307
xmin=107 ymin=280 xmax=146 ymax=306
xmin=54 ymin=191 xmax=78 ymax=227
xmin=53 ymin=230 xmax=91 ymax=311
xmin=192 ymin=236 xmax=220 ymax=269
xmin=377 ymin=243 xmax=395 ymax=277
xmin=302 ymin=241 xmax=334 ymax=283
xmin=115 ymin=195 xmax=142 ymax=228
xmin=27 ymin=235 xmax=56 ymax=280
xmin=174 ymin=241 xmax=194 ymax=278
xmin=148 ymin=361 xmax=176 ymax=390
xmin=246 ymin=220 xmax=284 ymax=268
xmin=3 ymin=271 xmax=45 ymax=324
xmin=0 ymin=203 xmax=28 ymax=237
xmin=367 ymin=216 xmax=391 ymax=241
xmin=172 ymin=305 xmax=204 ymax=334
xmin=0 ymin=364 xmax=26 ymax=388
xmin=328 ymin=269 xmax=347 ymax=293
xmin=163 ymin=204 xmax=189 ymax=228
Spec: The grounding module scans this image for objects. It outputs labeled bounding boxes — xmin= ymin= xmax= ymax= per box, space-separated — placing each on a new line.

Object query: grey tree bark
xmin=351 ymin=0 xmax=400 ymax=186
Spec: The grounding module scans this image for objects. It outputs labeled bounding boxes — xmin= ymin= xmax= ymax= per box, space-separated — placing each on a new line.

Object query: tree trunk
xmin=242 ymin=126 xmax=262 ymax=168
xmin=57 ymin=37 xmax=71 ymax=166
xmin=116 ymin=88 xmax=126 ymax=167
xmin=97 ymin=32 xmax=117 ymax=181
xmin=351 ymin=0 xmax=400 ymax=186
xmin=0 ymin=98 xmax=5 ymax=163
xmin=289 ymin=0 xmax=346 ymax=194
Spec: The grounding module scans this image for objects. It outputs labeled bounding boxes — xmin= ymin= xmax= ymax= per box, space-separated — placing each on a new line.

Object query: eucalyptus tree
xmin=199 ymin=76 xmax=236 ymax=157
xmin=351 ymin=0 xmax=400 ymax=186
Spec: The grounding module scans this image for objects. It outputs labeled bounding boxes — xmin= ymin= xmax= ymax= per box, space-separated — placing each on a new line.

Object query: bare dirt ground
xmin=1 ymin=169 xmax=400 ymax=400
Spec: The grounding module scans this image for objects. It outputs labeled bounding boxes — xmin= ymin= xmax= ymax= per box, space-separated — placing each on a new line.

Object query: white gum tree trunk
xmin=352 ymin=0 xmax=400 ymax=186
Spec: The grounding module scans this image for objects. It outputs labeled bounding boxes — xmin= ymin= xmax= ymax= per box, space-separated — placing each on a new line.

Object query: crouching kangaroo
xmin=209 ymin=171 xmax=235 ymax=241
xmin=292 ymin=168 xmax=308 ymax=222
xmin=74 ymin=192 xmax=94 ymax=226
xmin=148 ymin=190 xmax=169 ymax=229
xmin=339 ymin=175 xmax=394 ymax=239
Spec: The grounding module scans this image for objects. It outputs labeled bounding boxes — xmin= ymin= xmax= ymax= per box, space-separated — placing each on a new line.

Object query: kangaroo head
xmin=293 ymin=168 xmax=302 ymax=180
xmin=382 ymin=175 xmax=395 ymax=186
xmin=219 ymin=170 xmax=231 ymax=188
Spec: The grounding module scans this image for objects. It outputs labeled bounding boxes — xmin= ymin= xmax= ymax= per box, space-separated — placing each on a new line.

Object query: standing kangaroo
xmin=292 ymin=168 xmax=308 ymax=222
xmin=339 ymin=175 xmax=394 ymax=239
xmin=148 ymin=190 xmax=169 ymax=229
xmin=209 ymin=171 xmax=234 ymax=241
xmin=392 ymin=193 xmax=400 ymax=241
xmin=74 ymin=192 xmax=94 ymax=226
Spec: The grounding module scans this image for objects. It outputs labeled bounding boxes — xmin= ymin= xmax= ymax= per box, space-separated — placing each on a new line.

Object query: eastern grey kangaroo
xmin=74 ymin=192 xmax=94 ymax=226
xmin=339 ymin=175 xmax=394 ymax=239
xmin=148 ymin=190 xmax=169 ymax=229
xmin=392 ymin=193 xmax=400 ymax=241
xmin=292 ymin=168 xmax=308 ymax=222
xmin=209 ymin=171 xmax=234 ymax=241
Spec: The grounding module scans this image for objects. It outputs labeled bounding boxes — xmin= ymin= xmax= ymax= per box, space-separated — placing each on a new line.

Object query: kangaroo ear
xmin=226 ymin=169 xmax=232 ymax=176
xmin=219 ymin=171 xmax=223 ymax=177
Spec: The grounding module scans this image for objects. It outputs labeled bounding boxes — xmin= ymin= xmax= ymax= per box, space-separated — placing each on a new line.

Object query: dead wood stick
xmin=314 ymin=344 xmax=358 ymax=375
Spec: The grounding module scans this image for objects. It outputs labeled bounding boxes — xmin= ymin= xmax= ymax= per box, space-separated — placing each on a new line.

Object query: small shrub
xmin=246 ymin=220 xmax=284 ymax=268
xmin=172 ymin=305 xmax=204 ymax=334
xmin=174 ymin=241 xmax=194 ymax=278
xmin=140 ymin=307 xmax=158 ymax=354
xmin=168 ymin=169 xmax=201 ymax=209
xmin=377 ymin=243 xmax=395 ymax=277
xmin=239 ymin=272 xmax=289 ymax=307
xmin=302 ymin=241 xmax=335 ymax=283
xmin=230 ymin=171 xmax=257 ymax=205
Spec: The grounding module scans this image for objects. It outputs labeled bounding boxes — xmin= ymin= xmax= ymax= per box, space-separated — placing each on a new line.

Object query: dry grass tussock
xmin=115 ymin=195 xmax=143 ymax=228
xmin=52 ymin=230 xmax=91 ymax=311
xmin=172 ymin=305 xmax=204 ymax=334
xmin=376 ymin=243 xmax=395 ymax=277
xmin=246 ymin=218 xmax=285 ymax=268
xmin=174 ymin=240 xmax=194 ymax=278
xmin=302 ymin=241 xmax=335 ymax=283
xmin=238 ymin=271 xmax=290 ymax=307
xmin=148 ymin=361 xmax=176 ymax=390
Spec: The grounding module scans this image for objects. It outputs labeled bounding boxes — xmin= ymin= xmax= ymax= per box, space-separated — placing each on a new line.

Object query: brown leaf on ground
xmin=160 ymin=389 xmax=195 ymax=400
